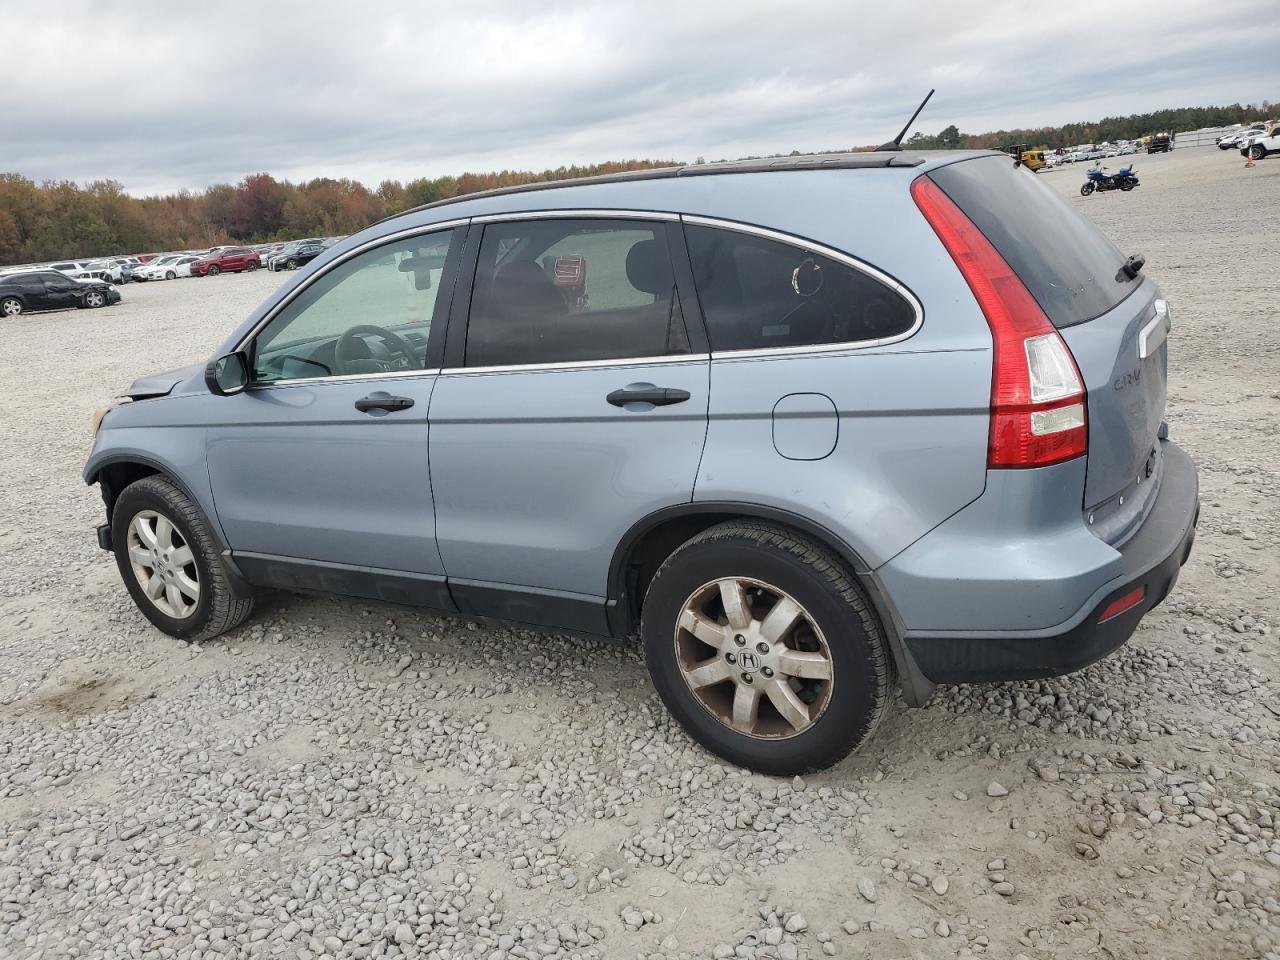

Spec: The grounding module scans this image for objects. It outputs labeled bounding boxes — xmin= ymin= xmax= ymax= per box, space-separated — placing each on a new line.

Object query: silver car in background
xmin=84 ymin=151 xmax=1198 ymax=773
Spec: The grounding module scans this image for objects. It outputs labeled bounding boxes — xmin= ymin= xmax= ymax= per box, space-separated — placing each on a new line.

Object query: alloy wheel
xmin=126 ymin=510 xmax=200 ymax=619
xmin=674 ymin=577 xmax=834 ymax=739
xmin=1 ymin=298 xmax=21 ymax=317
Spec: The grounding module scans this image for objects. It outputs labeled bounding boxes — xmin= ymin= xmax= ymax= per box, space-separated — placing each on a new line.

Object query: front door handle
xmin=606 ymin=385 xmax=692 ymax=407
xmin=355 ymin=393 xmax=415 ymax=413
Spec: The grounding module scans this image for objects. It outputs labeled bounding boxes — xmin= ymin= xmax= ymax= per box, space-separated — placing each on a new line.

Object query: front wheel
xmin=166 ymin=270 xmax=176 ymax=280
xmin=84 ymin=290 xmax=107 ymax=308
xmin=286 ymin=258 xmax=298 ymax=270
xmin=1080 ymin=181 xmax=1096 ymax=196
xmin=208 ymin=265 xmax=221 ymax=276
xmin=641 ymin=522 xmax=890 ymax=775
xmin=1250 ymin=145 xmax=1265 ymax=160
xmin=112 ymin=476 xmax=254 ymax=641
xmin=1 ymin=296 xmax=22 ymax=317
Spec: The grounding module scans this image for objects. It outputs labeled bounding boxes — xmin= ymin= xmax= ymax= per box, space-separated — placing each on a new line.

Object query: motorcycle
xmin=1080 ymin=162 xmax=1139 ymax=196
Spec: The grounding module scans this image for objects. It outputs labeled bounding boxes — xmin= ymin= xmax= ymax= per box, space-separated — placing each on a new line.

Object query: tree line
xmin=904 ymin=100 xmax=1275 ymax=151
xmin=1 ymin=100 xmax=1273 ymax=267
xmin=0 ymin=160 xmax=673 ymax=267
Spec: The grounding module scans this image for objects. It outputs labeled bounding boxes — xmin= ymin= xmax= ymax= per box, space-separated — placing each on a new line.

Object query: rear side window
xmin=928 ymin=155 xmax=1132 ymax=328
xmin=466 ymin=219 xmax=690 ymax=367
xmin=684 ymin=224 xmax=916 ymax=352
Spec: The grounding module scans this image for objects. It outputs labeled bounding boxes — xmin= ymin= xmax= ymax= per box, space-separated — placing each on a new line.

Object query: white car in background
xmin=47 ymin=260 xmax=93 ymax=279
xmin=83 ymin=260 xmax=125 ymax=284
xmin=1218 ymin=127 xmax=1266 ymax=150
xmin=1240 ymin=127 xmax=1280 ymax=161
xmin=135 ymin=255 xmax=196 ymax=281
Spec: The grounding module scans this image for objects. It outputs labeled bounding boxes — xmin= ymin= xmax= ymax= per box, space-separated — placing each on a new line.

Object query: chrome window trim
xmin=680 ymin=214 xmax=924 ymax=359
xmin=470 ymin=209 xmax=679 ymax=223
xmin=251 ymin=368 xmax=442 ymax=390
xmin=441 ymin=354 xmax=709 ymax=377
xmin=233 ymin=217 xmax=470 ymax=354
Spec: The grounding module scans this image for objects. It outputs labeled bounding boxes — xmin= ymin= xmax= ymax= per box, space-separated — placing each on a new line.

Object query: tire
xmin=84 ymin=290 xmax=106 ymax=308
xmin=1080 ymin=182 xmax=1096 ymax=196
xmin=246 ymin=261 xmax=258 ymax=272
xmin=1250 ymin=145 xmax=1265 ymax=160
xmin=166 ymin=270 xmax=176 ymax=280
xmin=208 ymin=265 xmax=221 ymax=276
xmin=286 ymin=258 xmax=297 ymax=270
xmin=0 ymin=296 xmax=22 ymax=317
xmin=111 ymin=475 xmax=254 ymax=642
xmin=641 ymin=521 xmax=890 ymax=775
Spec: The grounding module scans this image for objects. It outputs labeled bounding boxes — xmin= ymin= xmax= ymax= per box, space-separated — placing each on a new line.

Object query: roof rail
xmin=384 ymin=152 xmax=927 ymax=222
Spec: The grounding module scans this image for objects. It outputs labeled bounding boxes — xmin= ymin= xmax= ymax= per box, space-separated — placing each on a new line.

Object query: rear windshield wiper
xmin=1118 ymin=253 xmax=1145 ymax=281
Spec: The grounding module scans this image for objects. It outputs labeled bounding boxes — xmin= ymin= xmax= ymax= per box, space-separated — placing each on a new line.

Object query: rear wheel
xmin=246 ymin=261 xmax=258 ymax=272
xmin=1080 ymin=181 xmax=1096 ymax=196
xmin=641 ymin=521 xmax=890 ymax=775
xmin=1120 ymin=180 xmax=1135 ymax=191
xmin=112 ymin=476 xmax=254 ymax=642
xmin=1 ymin=296 xmax=22 ymax=317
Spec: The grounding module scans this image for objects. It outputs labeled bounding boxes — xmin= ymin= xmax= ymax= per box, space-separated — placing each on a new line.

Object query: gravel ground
xmin=0 ymin=146 xmax=1277 ymax=960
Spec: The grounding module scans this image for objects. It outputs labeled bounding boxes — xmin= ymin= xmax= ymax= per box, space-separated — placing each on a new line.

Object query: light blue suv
xmin=85 ymin=151 xmax=1199 ymax=773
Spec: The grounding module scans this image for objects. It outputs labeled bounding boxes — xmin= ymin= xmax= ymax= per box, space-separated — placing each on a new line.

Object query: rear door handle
xmin=606 ymin=385 xmax=691 ymax=407
xmin=355 ymin=393 xmax=415 ymax=413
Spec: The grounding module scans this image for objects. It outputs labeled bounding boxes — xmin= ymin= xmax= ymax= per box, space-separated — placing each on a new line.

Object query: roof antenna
xmin=877 ymin=89 xmax=935 ymax=151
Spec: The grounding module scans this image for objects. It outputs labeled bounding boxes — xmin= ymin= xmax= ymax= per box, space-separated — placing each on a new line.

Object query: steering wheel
xmin=334 ymin=324 xmax=418 ymax=376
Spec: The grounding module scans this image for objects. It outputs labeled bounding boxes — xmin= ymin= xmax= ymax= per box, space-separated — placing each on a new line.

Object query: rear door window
xmin=928 ymin=155 xmax=1134 ymax=327
xmin=684 ymin=223 xmax=917 ymax=352
xmin=465 ymin=219 xmax=690 ymax=367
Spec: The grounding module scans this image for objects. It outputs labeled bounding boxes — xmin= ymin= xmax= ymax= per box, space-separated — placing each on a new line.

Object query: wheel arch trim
xmin=606 ymin=501 xmax=935 ymax=706
xmin=87 ymin=452 xmax=255 ymax=599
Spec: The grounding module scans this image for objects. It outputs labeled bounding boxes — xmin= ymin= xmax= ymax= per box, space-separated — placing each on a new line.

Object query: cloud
xmin=4 ymin=0 xmax=1276 ymax=194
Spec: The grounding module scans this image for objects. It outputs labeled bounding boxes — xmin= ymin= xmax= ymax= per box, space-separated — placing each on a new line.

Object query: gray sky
xmin=7 ymin=0 xmax=1277 ymax=195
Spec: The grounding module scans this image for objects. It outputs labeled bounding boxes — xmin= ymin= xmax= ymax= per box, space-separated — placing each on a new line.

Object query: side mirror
xmin=205 ymin=351 xmax=249 ymax=396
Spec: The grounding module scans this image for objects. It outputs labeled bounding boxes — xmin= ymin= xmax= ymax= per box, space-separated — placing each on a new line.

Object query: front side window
xmin=684 ymin=224 xmax=917 ymax=352
xmin=252 ymin=228 xmax=457 ymax=382
xmin=465 ymin=219 xmax=689 ymax=367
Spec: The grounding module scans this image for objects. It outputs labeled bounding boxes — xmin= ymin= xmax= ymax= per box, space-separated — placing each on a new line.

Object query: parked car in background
xmin=1241 ymin=127 xmax=1280 ymax=161
xmin=1 ymin=270 xmax=120 ymax=316
xmin=1147 ymin=132 xmax=1174 ymax=153
xmin=83 ymin=260 xmax=125 ymax=284
xmin=1218 ymin=127 xmax=1266 ymax=149
xmin=137 ymin=255 xmax=202 ymax=281
xmin=48 ymin=260 xmax=93 ymax=279
xmin=85 ymin=151 xmax=1198 ymax=774
xmin=267 ymin=239 xmax=326 ymax=271
xmin=132 ymin=255 xmax=179 ymax=282
xmin=192 ymin=247 xmax=261 ymax=276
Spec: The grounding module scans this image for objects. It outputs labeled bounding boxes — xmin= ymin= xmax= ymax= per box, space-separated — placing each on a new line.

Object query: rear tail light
xmin=911 ymin=176 xmax=1088 ymax=468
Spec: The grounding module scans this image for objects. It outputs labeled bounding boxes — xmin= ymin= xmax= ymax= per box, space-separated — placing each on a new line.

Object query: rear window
xmin=928 ymin=155 xmax=1134 ymax=328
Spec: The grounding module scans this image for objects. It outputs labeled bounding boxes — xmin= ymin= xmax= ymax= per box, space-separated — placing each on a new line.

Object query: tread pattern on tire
xmin=645 ymin=519 xmax=891 ymax=770
xmin=117 ymin=476 xmax=254 ymax=641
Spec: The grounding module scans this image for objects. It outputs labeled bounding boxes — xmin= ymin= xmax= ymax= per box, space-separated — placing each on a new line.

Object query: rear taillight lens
xmin=911 ymin=176 xmax=1087 ymax=468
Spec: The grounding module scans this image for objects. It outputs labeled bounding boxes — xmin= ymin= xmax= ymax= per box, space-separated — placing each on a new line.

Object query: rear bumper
xmin=902 ymin=439 xmax=1198 ymax=683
